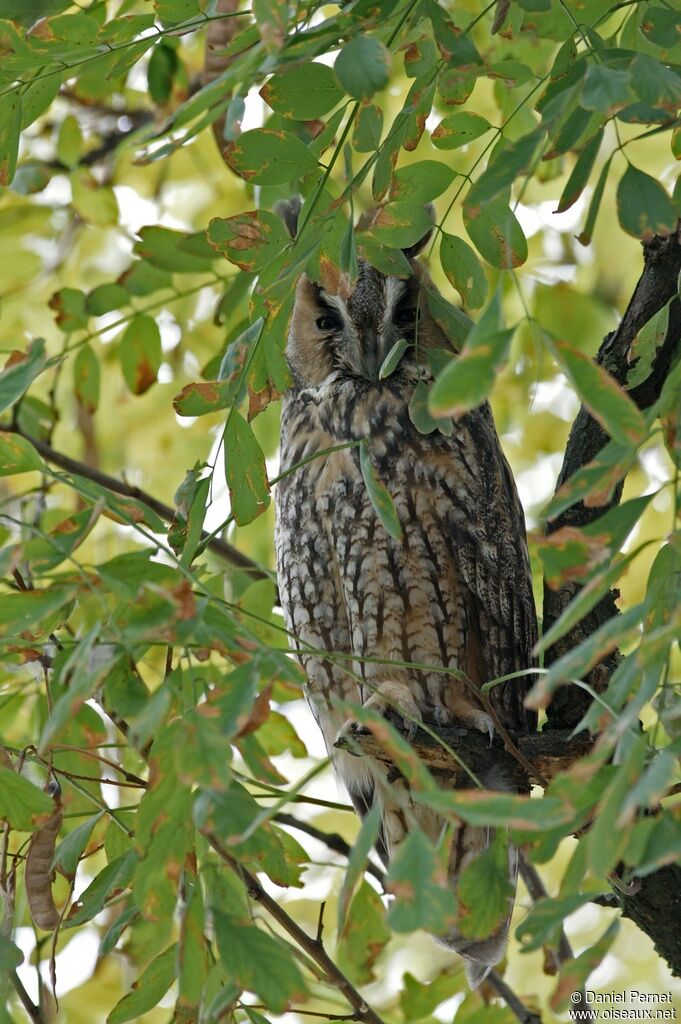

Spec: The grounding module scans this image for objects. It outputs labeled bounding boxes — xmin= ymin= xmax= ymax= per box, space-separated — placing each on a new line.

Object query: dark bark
xmin=542 ymin=225 xmax=681 ymax=977
xmin=543 ymin=226 xmax=681 ymax=729
xmin=335 ymin=722 xmax=593 ymax=788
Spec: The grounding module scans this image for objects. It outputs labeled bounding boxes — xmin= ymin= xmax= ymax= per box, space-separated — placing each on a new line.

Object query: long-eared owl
xmin=274 ymin=198 xmax=538 ymax=986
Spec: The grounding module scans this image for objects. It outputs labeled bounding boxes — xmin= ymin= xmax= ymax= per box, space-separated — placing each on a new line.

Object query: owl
xmin=274 ymin=198 xmax=538 ymax=987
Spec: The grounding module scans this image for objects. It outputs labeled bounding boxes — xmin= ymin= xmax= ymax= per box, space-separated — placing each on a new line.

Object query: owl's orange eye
xmin=316 ymin=314 xmax=341 ymax=332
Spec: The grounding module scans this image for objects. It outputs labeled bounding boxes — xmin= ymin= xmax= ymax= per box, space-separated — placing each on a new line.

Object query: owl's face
xmin=287 ymin=261 xmax=433 ymax=388
xmin=279 ymin=198 xmax=446 ymax=390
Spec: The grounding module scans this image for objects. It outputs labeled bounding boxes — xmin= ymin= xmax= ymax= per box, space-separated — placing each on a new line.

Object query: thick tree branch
xmin=335 ymin=722 xmax=593 ymax=788
xmin=543 ymin=226 xmax=681 ymax=730
xmin=542 ymin=225 xmax=681 ymax=976
xmin=205 ymin=833 xmax=388 ymax=1024
xmin=0 ymin=426 xmax=269 ymax=582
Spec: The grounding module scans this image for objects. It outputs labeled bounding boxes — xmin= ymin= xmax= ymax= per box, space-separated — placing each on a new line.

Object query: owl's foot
xmin=337 ymin=682 xmax=423 ymax=744
xmin=463 ymin=709 xmax=495 ymax=746
xmin=435 ymin=704 xmax=495 ymax=746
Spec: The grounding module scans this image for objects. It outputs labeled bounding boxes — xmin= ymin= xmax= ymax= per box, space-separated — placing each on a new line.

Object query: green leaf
xmin=20 ymin=74 xmax=63 ymax=130
xmin=52 ymin=813 xmax=104 ymax=882
xmin=457 ymin=833 xmax=514 ymax=940
xmin=224 ymin=129 xmax=318 ymax=186
xmin=0 ymin=935 xmax=23 ymax=970
xmin=337 ymin=880 xmax=390 ymax=984
xmin=133 ymin=226 xmax=215 ymax=273
xmin=66 ymin=850 xmax=137 ymax=928
xmin=261 ymin=63 xmax=345 ymax=119
xmin=431 ymin=111 xmax=491 ymax=150
xmin=213 ymin=913 xmax=306 ymax=1013
xmin=386 ymin=830 xmax=457 ymax=934
xmin=640 ymin=7 xmax=681 ymax=49
xmin=0 ymin=768 xmax=54 ymax=830
xmin=440 ymin=233 xmax=488 ymax=310
xmin=408 ymin=379 xmax=453 ymax=436
xmin=224 ymin=410 xmax=271 ymax=526
xmin=400 ymin=967 xmax=464 ymax=1020
xmin=587 ymin=735 xmax=647 ymax=878
xmin=628 ymin=300 xmax=671 ymax=389
xmin=577 ymin=156 xmax=611 ymax=246
xmin=468 ymin=129 xmax=543 ymax=203
xmin=0 ymin=587 xmax=74 ymax=636
xmin=50 ymin=288 xmax=89 ymax=332
xmin=379 ymin=338 xmax=410 ymax=380
xmin=551 ymin=920 xmax=619 ymax=1013
xmin=338 ymin=803 xmax=382 ymax=932
xmin=118 ymin=315 xmax=162 ymax=395
xmin=107 ymin=944 xmax=177 ymax=1024
xmin=388 ymin=160 xmax=455 ymax=203
xmin=0 ymin=338 xmax=47 ymax=414
xmin=0 ymin=432 xmax=44 ymax=476
xmin=0 ymin=90 xmax=21 ymax=185
xmin=207 ymin=211 xmax=289 ymax=272
xmin=57 ymin=114 xmax=82 ymax=168
xmin=555 ymin=129 xmax=603 ymax=213
xmin=425 ymin=289 xmax=473 ymax=347
xmin=353 ymin=102 xmax=383 ymax=152
xmin=71 ymin=170 xmax=119 ymax=226
xmin=369 ymin=202 xmax=435 ymax=249
xmin=617 ymin=164 xmax=678 ymax=240
xmin=359 ymin=440 xmax=402 ymax=541
xmin=630 ymin=54 xmax=681 ymax=110
xmin=516 ymin=893 xmax=593 ymax=952
xmin=253 ymin=0 xmax=287 ymax=51
xmin=581 ymin=65 xmax=634 ymax=115
xmin=546 ymin=336 xmax=647 ymax=447
xmin=147 ymin=42 xmax=178 ymax=104
xmin=86 ymin=283 xmax=128 ymax=316
xmin=73 ymin=344 xmax=100 ymax=414
xmin=334 ymin=34 xmax=391 ymax=100
xmin=155 ymin=0 xmax=200 ymax=24
xmin=463 ymin=195 xmax=527 ymax=269
xmin=429 ymin=293 xmax=513 ymax=418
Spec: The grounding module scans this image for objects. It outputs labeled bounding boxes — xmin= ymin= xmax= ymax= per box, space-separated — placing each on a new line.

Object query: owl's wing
xmin=431 ymin=403 xmax=538 ymax=733
xmin=275 ymin=437 xmax=389 ymax=856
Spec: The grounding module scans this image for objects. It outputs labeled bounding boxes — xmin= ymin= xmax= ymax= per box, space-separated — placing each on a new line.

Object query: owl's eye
xmin=394 ymin=305 xmax=418 ymax=328
xmin=316 ymin=313 xmax=342 ymax=333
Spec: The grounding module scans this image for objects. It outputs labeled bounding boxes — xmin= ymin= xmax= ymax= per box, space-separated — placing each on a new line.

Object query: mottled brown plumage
xmin=274 ymin=200 xmax=537 ymax=986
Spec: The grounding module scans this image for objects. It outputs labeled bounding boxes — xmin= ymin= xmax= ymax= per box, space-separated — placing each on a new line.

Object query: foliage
xmin=0 ymin=0 xmax=679 ymax=1022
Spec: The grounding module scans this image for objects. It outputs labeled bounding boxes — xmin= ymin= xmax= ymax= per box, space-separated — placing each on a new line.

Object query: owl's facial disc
xmin=311 ymin=268 xmax=420 ymax=383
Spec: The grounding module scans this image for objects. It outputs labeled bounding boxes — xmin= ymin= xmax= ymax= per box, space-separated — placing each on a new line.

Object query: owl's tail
xmin=440 ymin=825 xmax=519 ymax=988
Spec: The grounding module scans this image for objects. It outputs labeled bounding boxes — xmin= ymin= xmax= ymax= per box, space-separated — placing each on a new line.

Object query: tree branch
xmin=542 ymin=225 xmax=681 ymax=977
xmin=205 ymin=833 xmax=388 ymax=1024
xmin=334 ymin=721 xmax=593 ymax=788
xmin=543 ymin=226 xmax=681 ymax=730
xmin=0 ymin=426 xmax=269 ymax=581
xmin=273 ymin=812 xmax=385 ymax=885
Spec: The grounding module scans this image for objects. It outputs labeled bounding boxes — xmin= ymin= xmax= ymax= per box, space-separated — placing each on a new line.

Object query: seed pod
xmin=25 ymin=792 xmax=64 ymax=931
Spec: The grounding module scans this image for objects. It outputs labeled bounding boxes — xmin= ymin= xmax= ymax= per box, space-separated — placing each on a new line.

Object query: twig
xmin=518 ymin=857 xmax=594 ymax=1023
xmin=488 ymin=971 xmax=542 ymax=1024
xmin=273 ymin=812 xmax=385 ymax=886
xmin=205 ymin=833 xmax=388 ymax=1024
xmin=10 ymin=971 xmax=45 ymax=1024
xmin=1 ymin=426 xmax=268 ymax=581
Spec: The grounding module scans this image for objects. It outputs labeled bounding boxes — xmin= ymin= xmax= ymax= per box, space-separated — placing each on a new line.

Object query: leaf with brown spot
xmin=173 ymin=380 xmax=234 ymax=417
xmin=223 ymin=129 xmax=318 ymax=185
xmin=207 ymin=210 xmax=289 ymax=272
xmin=118 ymin=314 xmax=161 ymax=395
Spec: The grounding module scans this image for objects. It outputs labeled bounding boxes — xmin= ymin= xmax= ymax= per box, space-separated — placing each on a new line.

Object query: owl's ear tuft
xmin=275 ymin=196 xmax=303 ymax=239
xmin=403 ymin=203 xmax=435 ymax=260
